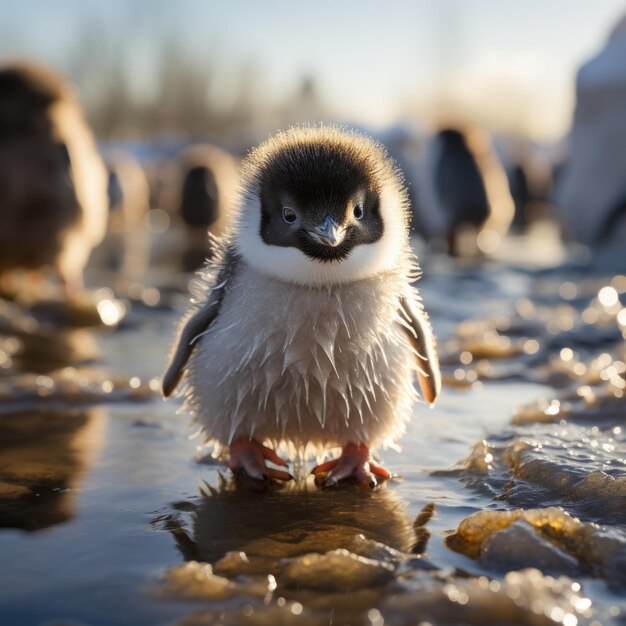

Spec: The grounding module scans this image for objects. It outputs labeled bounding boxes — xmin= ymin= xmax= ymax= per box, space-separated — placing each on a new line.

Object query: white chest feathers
xmin=181 ymin=260 xmax=423 ymax=458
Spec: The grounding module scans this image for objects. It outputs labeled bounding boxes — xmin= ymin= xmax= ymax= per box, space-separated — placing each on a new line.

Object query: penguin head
xmin=0 ymin=63 xmax=66 ymax=135
xmin=236 ymin=126 xmax=410 ymax=286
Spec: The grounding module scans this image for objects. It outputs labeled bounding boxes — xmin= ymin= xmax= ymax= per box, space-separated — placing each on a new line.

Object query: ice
xmin=347 ymin=533 xmax=408 ymax=563
xmin=158 ymin=561 xmax=275 ymax=601
xmin=480 ymin=521 xmax=581 ymax=576
xmin=380 ymin=569 xmax=594 ymax=626
xmin=195 ymin=549 xmax=597 ymax=625
xmin=213 ymin=551 xmax=281 ymax=578
xmin=447 ymin=507 xmax=626 ymax=588
xmin=281 ymin=549 xmax=395 ymax=591
xmin=4 ymin=233 xmax=626 ymax=625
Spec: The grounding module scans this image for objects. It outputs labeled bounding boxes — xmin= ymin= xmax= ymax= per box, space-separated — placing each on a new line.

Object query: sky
xmin=1 ymin=0 xmax=624 ymax=140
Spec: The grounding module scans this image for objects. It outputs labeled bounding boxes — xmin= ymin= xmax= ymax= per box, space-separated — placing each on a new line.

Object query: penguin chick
xmin=162 ymin=126 xmax=441 ymax=487
xmin=176 ymin=144 xmax=240 ymax=271
xmin=94 ymin=149 xmax=150 ymax=281
xmin=0 ymin=61 xmax=108 ymax=293
xmin=415 ymin=127 xmax=513 ymax=256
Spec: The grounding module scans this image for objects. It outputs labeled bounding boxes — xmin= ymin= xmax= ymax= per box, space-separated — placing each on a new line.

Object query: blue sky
xmin=1 ymin=0 xmax=624 ymax=139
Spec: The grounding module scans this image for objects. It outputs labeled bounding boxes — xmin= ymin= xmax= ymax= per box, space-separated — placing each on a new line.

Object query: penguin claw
xmin=268 ymin=468 xmax=295 ymax=481
xmin=311 ymin=443 xmax=392 ymax=489
xmin=259 ymin=443 xmax=289 ymax=468
xmin=229 ymin=438 xmax=293 ymax=482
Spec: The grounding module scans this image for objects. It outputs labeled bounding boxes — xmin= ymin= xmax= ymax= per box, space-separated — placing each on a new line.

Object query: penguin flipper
xmin=399 ymin=296 xmax=441 ymax=406
xmin=162 ymin=294 xmax=222 ymax=397
xmin=162 ymin=255 xmax=235 ymax=397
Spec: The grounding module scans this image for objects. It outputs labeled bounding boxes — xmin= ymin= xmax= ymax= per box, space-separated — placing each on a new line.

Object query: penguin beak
xmin=310 ymin=216 xmax=345 ymax=248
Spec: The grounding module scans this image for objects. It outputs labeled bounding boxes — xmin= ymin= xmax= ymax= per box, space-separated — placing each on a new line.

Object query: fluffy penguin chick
xmin=0 ymin=62 xmax=108 ymax=292
xmin=163 ymin=126 xmax=441 ymax=487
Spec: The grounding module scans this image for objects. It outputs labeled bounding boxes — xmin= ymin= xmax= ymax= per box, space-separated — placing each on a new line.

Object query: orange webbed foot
xmin=229 ymin=438 xmax=294 ymax=482
xmin=311 ymin=443 xmax=393 ymax=489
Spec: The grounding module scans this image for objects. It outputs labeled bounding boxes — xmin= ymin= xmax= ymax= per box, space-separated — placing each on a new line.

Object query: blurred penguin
xmin=414 ymin=127 xmax=514 ymax=256
xmin=498 ymin=138 xmax=556 ymax=232
xmin=176 ymin=144 xmax=239 ymax=271
xmin=0 ymin=61 xmax=108 ymax=294
xmin=507 ymin=162 xmax=531 ymax=230
xmin=92 ymin=149 xmax=150 ymax=282
xmin=553 ymin=14 xmax=626 ymax=269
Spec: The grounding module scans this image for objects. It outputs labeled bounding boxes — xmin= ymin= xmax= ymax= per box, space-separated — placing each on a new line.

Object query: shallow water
xmin=1 ymin=236 xmax=626 ymax=625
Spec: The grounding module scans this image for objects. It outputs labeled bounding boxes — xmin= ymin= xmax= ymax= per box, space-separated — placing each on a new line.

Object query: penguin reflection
xmin=170 ymin=478 xmax=424 ymax=565
xmin=7 ymin=328 xmax=99 ymax=374
xmin=0 ymin=408 xmax=104 ymax=531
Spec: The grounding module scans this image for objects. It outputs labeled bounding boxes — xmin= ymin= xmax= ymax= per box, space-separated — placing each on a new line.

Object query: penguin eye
xmin=353 ymin=203 xmax=364 ymax=220
xmin=282 ymin=207 xmax=297 ymax=224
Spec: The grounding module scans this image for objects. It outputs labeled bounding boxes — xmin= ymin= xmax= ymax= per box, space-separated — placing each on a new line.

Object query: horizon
xmin=1 ymin=0 xmax=625 ymax=141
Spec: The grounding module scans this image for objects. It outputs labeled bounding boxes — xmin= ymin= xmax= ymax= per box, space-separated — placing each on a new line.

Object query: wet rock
xmin=281 ymin=549 xmax=395 ymax=591
xmin=455 ymin=380 xmax=626 ymax=526
xmin=570 ymin=470 xmax=626 ymax=500
xmin=480 ymin=521 xmax=581 ymax=576
xmin=447 ymin=507 xmax=626 ymax=587
xmin=161 ymin=559 xmax=599 ymax=626
xmin=158 ymin=561 xmax=276 ymax=601
xmin=159 ymin=561 xmax=234 ymax=600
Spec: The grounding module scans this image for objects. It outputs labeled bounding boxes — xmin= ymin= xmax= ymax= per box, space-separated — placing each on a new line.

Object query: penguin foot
xmin=229 ymin=438 xmax=293 ymax=482
xmin=311 ymin=443 xmax=392 ymax=489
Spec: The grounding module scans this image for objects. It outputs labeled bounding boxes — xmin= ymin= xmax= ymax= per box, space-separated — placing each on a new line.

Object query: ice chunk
xmin=158 ymin=561 xmax=275 ymax=601
xmin=281 ymin=549 xmax=395 ymax=591
xmin=447 ymin=507 xmax=626 ymax=588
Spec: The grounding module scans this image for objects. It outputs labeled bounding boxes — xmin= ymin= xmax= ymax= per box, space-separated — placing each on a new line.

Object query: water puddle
xmin=1 ymin=250 xmax=625 ymax=625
